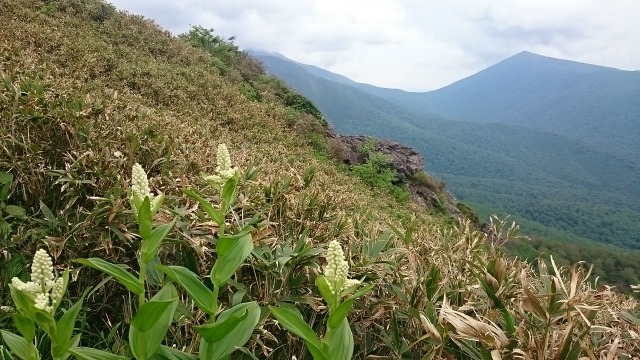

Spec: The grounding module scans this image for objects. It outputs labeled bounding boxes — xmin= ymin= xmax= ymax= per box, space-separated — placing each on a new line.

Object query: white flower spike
xmin=324 ymin=240 xmax=360 ymax=295
xmin=10 ymin=249 xmax=64 ymax=314
xmin=203 ymin=143 xmax=237 ymax=189
xmin=130 ymin=163 xmax=164 ymax=217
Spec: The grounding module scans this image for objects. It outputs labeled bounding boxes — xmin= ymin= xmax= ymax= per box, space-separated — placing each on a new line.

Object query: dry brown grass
xmin=1 ymin=1 xmax=638 ymax=359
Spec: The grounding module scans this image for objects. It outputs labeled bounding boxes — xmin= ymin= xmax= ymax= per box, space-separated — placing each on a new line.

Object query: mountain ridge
xmin=254 ymin=50 xmax=640 ymax=250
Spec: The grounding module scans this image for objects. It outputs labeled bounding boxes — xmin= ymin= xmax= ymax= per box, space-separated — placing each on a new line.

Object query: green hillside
xmin=1 ymin=1 xmax=639 ymax=359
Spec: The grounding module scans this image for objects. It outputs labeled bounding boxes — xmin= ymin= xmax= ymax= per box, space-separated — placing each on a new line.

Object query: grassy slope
xmin=1 ymin=1 xmax=639 ymax=358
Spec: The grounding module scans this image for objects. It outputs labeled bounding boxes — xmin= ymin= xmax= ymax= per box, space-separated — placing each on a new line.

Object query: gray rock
xmin=337 ymin=135 xmax=423 ymax=181
xmin=332 ymin=133 xmax=465 ymax=222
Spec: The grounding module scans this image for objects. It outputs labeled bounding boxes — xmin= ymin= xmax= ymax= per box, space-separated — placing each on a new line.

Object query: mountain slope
xmin=403 ymin=51 xmax=640 ymax=163
xmin=255 ymin=52 xmax=640 ymax=249
xmin=1 ymin=1 xmax=639 ymax=358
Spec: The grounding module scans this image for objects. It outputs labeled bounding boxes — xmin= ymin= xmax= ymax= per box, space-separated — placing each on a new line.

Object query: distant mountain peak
xmin=496 ymin=51 xmax=624 ymax=74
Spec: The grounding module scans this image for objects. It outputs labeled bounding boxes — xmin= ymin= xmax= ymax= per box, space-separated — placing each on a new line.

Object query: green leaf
xmin=9 ymin=284 xmax=56 ymax=342
xmin=154 ymin=345 xmax=198 ymax=360
xmin=220 ymin=174 xmax=238 ymax=214
xmin=141 ymin=219 xmax=176 ymax=264
xmin=65 ymin=334 xmax=82 ymax=360
xmin=129 ymin=284 xmax=178 ymax=360
xmin=158 ymin=265 xmax=214 ymax=315
xmin=196 ymin=308 xmax=248 ymax=342
xmin=52 ymin=294 xmax=84 ymax=358
xmin=33 ymin=310 xmax=57 ymax=340
xmin=9 ymin=287 xmax=56 ymax=341
xmin=183 ymin=188 xmax=224 ymax=225
xmin=315 ymin=276 xmax=337 ymax=311
xmin=327 ymin=299 xmax=355 ymax=329
xmin=137 ymin=197 xmax=152 ymax=240
xmin=11 ymin=314 xmax=35 ymax=343
xmin=0 ymin=172 xmax=12 ymax=184
xmin=324 ymin=318 xmax=353 ymax=360
xmin=53 ymin=270 xmax=70 ymax=314
xmin=9 ymin=285 xmax=37 ymax=320
xmin=0 ymin=182 xmax=11 ymax=202
xmin=620 ymin=311 xmax=640 ymax=325
xmin=5 ymin=205 xmax=26 ymax=218
xmin=144 ymin=255 xmax=164 ymax=286
xmin=1 ymin=330 xmax=38 ymax=360
xmin=76 ymin=258 xmax=143 ymax=294
xmin=269 ymin=306 xmax=325 ymax=360
xmin=210 ymin=233 xmax=253 ymax=287
xmin=131 ymin=300 xmax=174 ymax=332
xmin=198 ymin=302 xmax=261 ymax=360
xmin=343 ymin=283 xmax=373 ymax=301
xmin=69 ymin=347 xmax=129 ymax=360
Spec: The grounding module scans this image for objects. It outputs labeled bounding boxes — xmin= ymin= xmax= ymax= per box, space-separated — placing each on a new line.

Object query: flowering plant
xmin=2 ymin=249 xmax=84 ymax=360
xmin=203 ymin=143 xmax=237 ymax=190
xmin=163 ymin=144 xmax=261 ymax=359
xmin=270 ymin=240 xmax=372 ymax=360
xmin=72 ymin=162 xmax=179 ymax=360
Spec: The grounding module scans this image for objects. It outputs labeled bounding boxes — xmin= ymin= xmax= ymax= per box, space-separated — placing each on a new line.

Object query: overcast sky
xmin=107 ymin=0 xmax=640 ymax=91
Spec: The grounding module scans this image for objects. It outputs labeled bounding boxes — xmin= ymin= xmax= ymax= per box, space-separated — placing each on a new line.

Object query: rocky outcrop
xmin=410 ymin=185 xmax=463 ymax=220
xmin=336 ymin=135 xmax=424 ymax=182
xmin=334 ymin=134 xmax=464 ymax=220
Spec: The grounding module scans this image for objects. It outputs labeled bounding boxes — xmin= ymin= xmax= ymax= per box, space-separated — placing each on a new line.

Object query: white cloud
xmin=108 ymin=0 xmax=640 ymax=91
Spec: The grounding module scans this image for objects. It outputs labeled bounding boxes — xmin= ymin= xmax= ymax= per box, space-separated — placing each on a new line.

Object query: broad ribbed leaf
xmin=9 ymin=286 xmax=37 ymax=320
xmin=11 ymin=314 xmax=35 ymax=343
xmin=196 ymin=308 xmax=247 ymax=342
xmin=137 ymin=197 xmax=152 ymax=240
xmin=5 ymin=205 xmax=26 ymax=217
xmin=0 ymin=172 xmax=12 ymax=184
xmin=76 ymin=258 xmax=143 ymax=294
xmin=141 ymin=219 xmax=175 ymax=264
xmin=324 ymin=318 xmax=354 ymax=360
xmin=327 ymin=299 xmax=354 ymax=329
xmin=199 ymin=302 xmax=261 ymax=360
xmin=53 ymin=294 xmax=84 ymax=358
xmin=220 ymin=174 xmax=238 ymax=214
xmin=69 ymin=347 xmax=129 ymax=360
xmin=1 ymin=330 xmax=38 ymax=360
xmin=129 ymin=284 xmax=178 ymax=360
xmin=210 ymin=234 xmax=253 ymax=287
xmin=315 ymin=276 xmax=337 ymax=311
xmin=158 ymin=265 xmax=214 ymax=314
xmin=131 ymin=300 xmax=174 ymax=332
xmin=269 ymin=306 xmax=326 ymax=360
xmin=33 ymin=309 xmax=56 ymax=340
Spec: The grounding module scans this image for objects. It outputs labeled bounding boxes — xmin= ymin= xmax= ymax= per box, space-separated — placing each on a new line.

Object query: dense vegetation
xmin=1 ymin=1 xmax=639 ymax=359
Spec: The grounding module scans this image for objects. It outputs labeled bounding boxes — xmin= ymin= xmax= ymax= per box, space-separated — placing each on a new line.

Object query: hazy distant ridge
xmin=254 ymin=50 xmax=640 ymax=249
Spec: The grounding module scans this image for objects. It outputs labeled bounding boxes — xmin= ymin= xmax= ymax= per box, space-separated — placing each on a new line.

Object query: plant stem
xmin=138 ymin=261 xmax=147 ymax=306
xmin=210 ymin=285 xmax=220 ymax=323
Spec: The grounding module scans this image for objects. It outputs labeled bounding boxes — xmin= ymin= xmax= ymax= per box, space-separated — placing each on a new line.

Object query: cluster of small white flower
xmin=324 ymin=240 xmax=360 ymax=295
xmin=11 ymin=249 xmax=64 ymax=314
xmin=129 ymin=163 xmax=164 ymax=216
xmin=203 ymin=144 xmax=237 ymax=188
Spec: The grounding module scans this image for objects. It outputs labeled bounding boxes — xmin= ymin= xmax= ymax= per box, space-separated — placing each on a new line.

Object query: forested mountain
xmin=254 ymin=52 xmax=640 ymax=250
xmin=404 ymin=51 xmax=640 ymax=163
